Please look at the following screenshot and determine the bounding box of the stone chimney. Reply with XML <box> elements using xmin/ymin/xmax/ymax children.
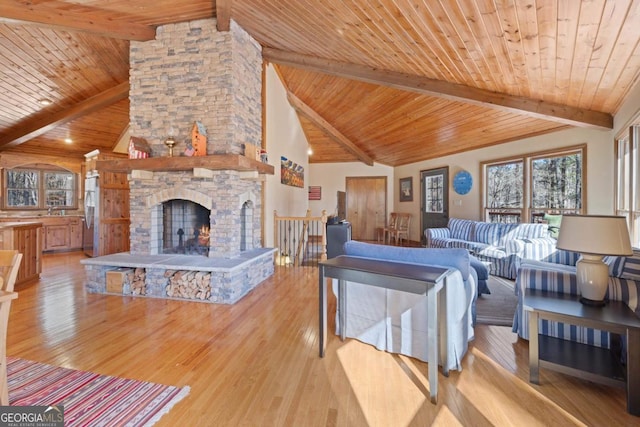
<box><xmin>127</xmin><ymin>19</ymin><xmax>263</xmax><ymax>258</ymax></box>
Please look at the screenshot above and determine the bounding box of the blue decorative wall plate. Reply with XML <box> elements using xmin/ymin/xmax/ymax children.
<box><xmin>453</xmin><ymin>170</ymin><xmax>473</xmax><ymax>195</ymax></box>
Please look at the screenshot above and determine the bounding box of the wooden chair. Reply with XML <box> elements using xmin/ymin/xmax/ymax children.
<box><xmin>389</xmin><ymin>213</ymin><xmax>411</xmax><ymax>246</ymax></box>
<box><xmin>0</xmin><ymin>250</ymin><xmax>22</xmax><ymax>405</ymax></box>
<box><xmin>382</xmin><ymin>213</ymin><xmax>398</xmax><ymax>244</ymax></box>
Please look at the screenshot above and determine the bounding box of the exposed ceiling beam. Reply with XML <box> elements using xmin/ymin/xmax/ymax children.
<box><xmin>287</xmin><ymin>92</ymin><xmax>374</xmax><ymax>166</ymax></box>
<box><xmin>0</xmin><ymin>0</ymin><xmax>156</xmax><ymax>41</ymax></box>
<box><xmin>0</xmin><ymin>82</ymin><xmax>130</xmax><ymax>149</ymax></box>
<box><xmin>264</xmin><ymin>48</ymin><xmax>613</xmax><ymax>131</ymax></box>
<box><xmin>216</xmin><ymin>0</ymin><xmax>232</xmax><ymax>32</ymax></box>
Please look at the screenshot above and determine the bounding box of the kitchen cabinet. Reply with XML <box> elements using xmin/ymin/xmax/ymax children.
<box><xmin>44</xmin><ymin>222</ymin><xmax>69</xmax><ymax>251</ymax></box>
<box><xmin>84</xmin><ymin>164</ymin><xmax>130</xmax><ymax>257</ymax></box>
<box><xmin>0</xmin><ymin>221</ymin><xmax>43</xmax><ymax>286</ymax></box>
<box><xmin>69</xmin><ymin>217</ymin><xmax>83</xmax><ymax>249</ymax></box>
<box><xmin>0</xmin><ymin>216</ymin><xmax>83</xmax><ymax>252</ymax></box>
<box><xmin>42</xmin><ymin>217</ymin><xmax>83</xmax><ymax>251</ymax></box>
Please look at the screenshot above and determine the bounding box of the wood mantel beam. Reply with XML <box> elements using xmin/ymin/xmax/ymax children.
<box><xmin>264</xmin><ymin>47</ymin><xmax>613</xmax><ymax>130</ymax></box>
<box><xmin>96</xmin><ymin>154</ymin><xmax>275</xmax><ymax>175</ymax></box>
<box><xmin>0</xmin><ymin>0</ymin><xmax>156</xmax><ymax>41</ymax></box>
<box><xmin>216</xmin><ymin>0</ymin><xmax>232</xmax><ymax>32</ymax></box>
<box><xmin>0</xmin><ymin>82</ymin><xmax>130</xmax><ymax>149</ymax></box>
<box><xmin>287</xmin><ymin>92</ymin><xmax>374</xmax><ymax>166</ymax></box>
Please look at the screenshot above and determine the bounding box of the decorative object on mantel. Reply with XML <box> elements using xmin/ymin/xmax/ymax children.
<box><xmin>164</xmin><ymin>136</ymin><xmax>177</xmax><ymax>157</ymax></box>
<box><xmin>190</xmin><ymin>121</ymin><xmax>207</xmax><ymax>156</ymax></box>
<box><xmin>556</xmin><ymin>214</ymin><xmax>633</xmax><ymax>306</ymax></box>
<box><xmin>243</xmin><ymin>143</ymin><xmax>260</xmax><ymax>161</ymax></box>
<box><xmin>128</xmin><ymin>136</ymin><xmax>151</xmax><ymax>159</ymax></box>
<box><xmin>281</xmin><ymin>156</ymin><xmax>304</xmax><ymax>188</ymax></box>
<box><xmin>183</xmin><ymin>140</ymin><xmax>194</xmax><ymax>156</ymax></box>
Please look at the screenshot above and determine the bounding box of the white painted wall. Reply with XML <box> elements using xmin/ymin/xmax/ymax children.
<box><xmin>394</xmin><ymin>127</ymin><xmax>613</xmax><ymax>242</ymax></box>
<box><xmin>264</xmin><ymin>64</ymin><xmax>394</xmax><ymax>244</ymax></box>
<box><xmin>264</xmin><ymin>64</ymin><xmax>310</xmax><ymax>247</ymax></box>
<box><xmin>264</xmin><ymin>58</ymin><xmax>640</xmax><ymax>246</ymax></box>
<box><xmin>390</xmin><ymin>82</ymin><xmax>640</xmax><ymax>242</ymax></box>
<box><xmin>308</xmin><ymin>162</ymin><xmax>394</xmax><ymax>219</ymax></box>
<box><xmin>614</xmin><ymin>77</ymin><xmax>640</xmax><ymax>134</ymax></box>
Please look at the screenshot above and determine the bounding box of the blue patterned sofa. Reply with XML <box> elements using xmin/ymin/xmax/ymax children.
<box><xmin>513</xmin><ymin>250</ymin><xmax>640</xmax><ymax>349</ymax></box>
<box><xmin>425</xmin><ymin>218</ymin><xmax>557</xmax><ymax>280</ymax></box>
<box><xmin>332</xmin><ymin>241</ymin><xmax>477</xmax><ymax>372</ymax></box>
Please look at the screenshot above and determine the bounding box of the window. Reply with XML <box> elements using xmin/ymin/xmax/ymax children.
<box><xmin>424</xmin><ymin>174</ymin><xmax>444</xmax><ymax>213</ymax></box>
<box><xmin>44</xmin><ymin>171</ymin><xmax>75</xmax><ymax>207</ymax></box>
<box><xmin>482</xmin><ymin>145</ymin><xmax>585</xmax><ymax>223</ymax></box>
<box><xmin>530</xmin><ymin>151</ymin><xmax>583</xmax><ymax>220</ymax></box>
<box><xmin>3</xmin><ymin>167</ymin><xmax>77</xmax><ymax>210</ymax></box>
<box><xmin>485</xmin><ymin>160</ymin><xmax>523</xmax><ymax>223</ymax></box>
<box><xmin>6</xmin><ymin>169</ymin><xmax>39</xmax><ymax>208</ymax></box>
<box><xmin>615</xmin><ymin>125</ymin><xmax>640</xmax><ymax>246</ymax></box>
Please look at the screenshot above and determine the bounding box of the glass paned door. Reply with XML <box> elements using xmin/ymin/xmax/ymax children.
<box><xmin>421</xmin><ymin>167</ymin><xmax>449</xmax><ymax>244</ymax></box>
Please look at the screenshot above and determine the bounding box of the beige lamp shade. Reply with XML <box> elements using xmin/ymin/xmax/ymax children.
<box><xmin>556</xmin><ymin>215</ymin><xmax>633</xmax><ymax>305</ymax></box>
<box><xmin>556</xmin><ymin>215</ymin><xmax>633</xmax><ymax>256</ymax></box>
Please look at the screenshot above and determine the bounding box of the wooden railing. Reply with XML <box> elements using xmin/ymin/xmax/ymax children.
<box><xmin>274</xmin><ymin>210</ymin><xmax>327</xmax><ymax>267</ymax></box>
<box><xmin>487</xmin><ymin>209</ymin><xmax>579</xmax><ymax>224</ymax></box>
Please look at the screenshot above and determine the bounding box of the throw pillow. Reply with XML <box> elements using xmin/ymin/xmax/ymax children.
<box><xmin>543</xmin><ymin>213</ymin><xmax>562</xmax><ymax>238</ymax></box>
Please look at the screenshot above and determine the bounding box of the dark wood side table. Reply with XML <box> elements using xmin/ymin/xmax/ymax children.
<box><xmin>318</xmin><ymin>255</ymin><xmax>451</xmax><ymax>404</ymax></box>
<box><xmin>524</xmin><ymin>289</ymin><xmax>640</xmax><ymax>416</ymax></box>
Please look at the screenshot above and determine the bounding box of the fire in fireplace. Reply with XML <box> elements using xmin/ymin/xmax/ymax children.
<box><xmin>162</xmin><ymin>199</ymin><xmax>210</xmax><ymax>256</ymax></box>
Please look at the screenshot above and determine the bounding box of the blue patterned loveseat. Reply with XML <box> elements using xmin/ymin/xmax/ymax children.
<box><xmin>425</xmin><ymin>218</ymin><xmax>557</xmax><ymax>280</ymax></box>
<box><xmin>332</xmin><ymin>241</ymin><xmax>478</xmax><ymax>372</ymax></box>
<box><xmin>513</xmin><ymin>250</ymin><xmax>640</xmax><ymax>349</ymax></box>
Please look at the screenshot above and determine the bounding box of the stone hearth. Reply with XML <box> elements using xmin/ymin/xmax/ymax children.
<box><xmin>82</xmin><ymin>249</ymin><xmax>275</xmax><ymax>304</ymax></box>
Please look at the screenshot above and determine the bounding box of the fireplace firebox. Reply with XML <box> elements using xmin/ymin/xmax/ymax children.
<box><xmin>162</xmin><ymin>199</ymin><xmax>210</xmax><ymax>256</ymax></box>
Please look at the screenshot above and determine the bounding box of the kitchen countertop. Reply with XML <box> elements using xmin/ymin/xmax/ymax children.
<box><xmin>0</xmin><ymin>214</ymin><xmax>83</xmax><ymax>220</ymax></box>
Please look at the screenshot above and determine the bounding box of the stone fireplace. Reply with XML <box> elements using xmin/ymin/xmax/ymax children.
<box><xmin>82</xmin><ymin>18</ymin><xmax>275</xmax><ymax>304</ymax></box>
<box><xmin>127</xmin><ymin>18</ymin><xmax>264</xmax><ymax>260</ymax></box>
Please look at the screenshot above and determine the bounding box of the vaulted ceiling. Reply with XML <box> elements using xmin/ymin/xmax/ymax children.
<box><xmin>1</xmin><ymin>1</ymin><xmax>639</xmax><ymax>166</ymax></box>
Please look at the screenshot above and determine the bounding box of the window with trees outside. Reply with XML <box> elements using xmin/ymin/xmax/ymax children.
<box><xmin>4</xmin><ymin>167</ymin><xmax>77</xmax><ymax>210</ymax></box>
<box><xmin>615</xmin><ymin>125</ymin><xmax>640</xmax><ymax>247</ymax></box>
<box><xmin>482</xmin><ymin>145</ymin><xmax>584</xmax><ymax>223</ymax></box>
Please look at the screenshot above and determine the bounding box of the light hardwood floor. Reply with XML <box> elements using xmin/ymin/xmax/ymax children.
<box><xmin>6</xmin><ymin>251</ymin><xmax>638</xmax><ymax>426</ymax></box>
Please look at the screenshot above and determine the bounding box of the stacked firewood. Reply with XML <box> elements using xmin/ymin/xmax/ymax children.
<box><xmin>165</xmin><ymin>270</ymin><xmax>212</xmax><ymax>300</ymax></box>
<box><xmin>128</xmin><ymin>268</ymin><xmax>147</xmax><ymax>295</ymax></box>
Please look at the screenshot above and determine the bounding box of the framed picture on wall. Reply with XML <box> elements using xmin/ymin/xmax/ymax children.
<box><xmin>399</xmin><ymin>177</ymin><xmax>413</xmax><ymax>202</ymax></box>
<box><xmin>308</xmin><ymin>186</ymin><xmax>321</xmax><ymax>200</ymax></box>
<box><xmin>280</xmin><ymin>156</ymin><xmax>304</xmax><ymax>188</ymax></box>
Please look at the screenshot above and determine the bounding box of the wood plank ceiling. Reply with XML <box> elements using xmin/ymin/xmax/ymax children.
<box><xmin>0</xmin><ymin>1</ymin><xmax>639</xmax><ymax>166</ymax></box>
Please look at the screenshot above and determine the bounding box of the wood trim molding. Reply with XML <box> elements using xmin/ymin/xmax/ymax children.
<box><xmin>0</xmin><ymin>82</ymin><xmax>130</xmax><ymax>149</ymax></box>
<box><xmin>0</xmin><ymin>0</ymin><xmax>156</xmax><ymax>41</ymax></box>
<box><xmin>264</xmin><ymin>47</ymin><xmax>613</xmax><ymax>131</ymax></box>
<box><xmin>286</xmin><ymin>92</ymin><xmax>374</xmax><ymax>166</ymax></box>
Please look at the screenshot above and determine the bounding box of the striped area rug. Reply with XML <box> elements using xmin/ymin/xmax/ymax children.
<box><xmin>7</xmin><ymin>357</ymin><xmax>190</xmax><ymax>427</ymax></box>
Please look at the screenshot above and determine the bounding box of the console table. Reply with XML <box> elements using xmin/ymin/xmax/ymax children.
<box><xmin>524</xmin><ymin>289</ymin><xmax>640</xmax><ymax>415</ymax></box>
<box><xmin>318</xmin><ymin>255</ymin><xmax>451</xmax><ymax>404</ymax></box>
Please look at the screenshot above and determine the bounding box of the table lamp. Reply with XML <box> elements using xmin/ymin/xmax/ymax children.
<box><xmin>556</xmin><ymin>215</ymin><xmax>633</xmax><ymax>306</ymax></box>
